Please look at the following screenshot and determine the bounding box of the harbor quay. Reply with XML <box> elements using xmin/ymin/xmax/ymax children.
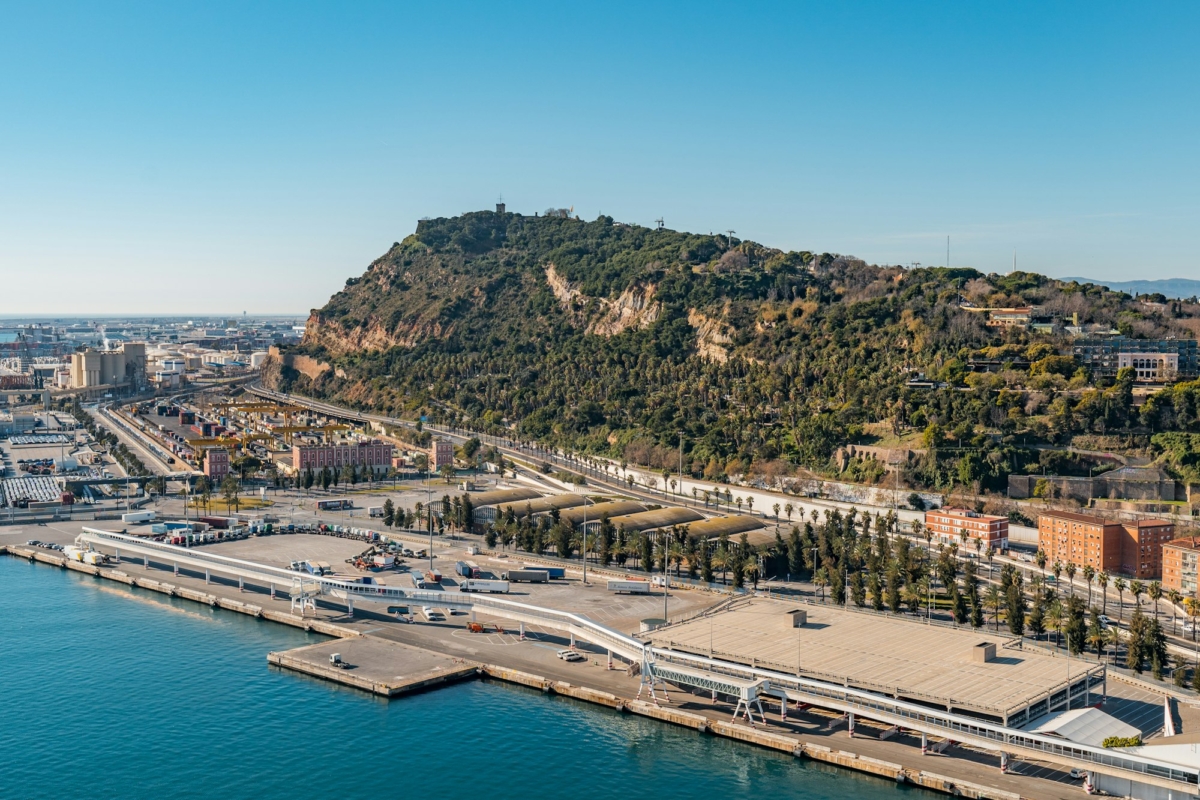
<box><xmin>2</xmin><ymin>523</ymin><xmax>1196</xmax><ymax>800</ymax></box>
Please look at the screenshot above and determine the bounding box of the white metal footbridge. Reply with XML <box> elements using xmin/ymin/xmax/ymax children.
<box><xmin>75</xmin><ymin>528</ymin><xmax>1200</xmax><ymax>795</ymax></box>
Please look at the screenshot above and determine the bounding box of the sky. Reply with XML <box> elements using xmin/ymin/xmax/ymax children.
<box><xmin>1</xmin><ymin>1</ymin><xmax>1198</xmax><ymax>315</ymax></box>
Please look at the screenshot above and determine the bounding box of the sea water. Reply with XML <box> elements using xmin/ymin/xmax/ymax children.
<box><xmin>0</xmin><ymin>557</ymin><xmax>935</xmax><ymax>800</ymax></box>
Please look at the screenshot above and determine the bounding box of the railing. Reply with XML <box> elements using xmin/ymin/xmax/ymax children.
<box><xmin>649</xmin><ymin>647</ymin><xmax>1197</xmax><ymax>787</ymax></box>
<box><xmin>78</xmin><ymin>527</ymin><xmax>645</xmax><ymax>661</ymax></box>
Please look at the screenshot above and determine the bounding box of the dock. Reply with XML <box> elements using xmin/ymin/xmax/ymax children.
<box><xmin>268</xmin><ymin>636</ymin><xmax>479</xmax><ymax>697</ymax></box>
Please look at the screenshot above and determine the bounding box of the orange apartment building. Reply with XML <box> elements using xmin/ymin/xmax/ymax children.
<box><xmin>1162</xmin><ymin>538</ymin><xmax>1200</xmax><ymax>598</ymax></box>
<box><xmin>924</xmin><ymin>508</ymin><xmax>1009</xmax><ymax>550</ymax></box>
<box><xmin>1037</xmin><ymin>510</ymin><xmax>1175</xmax><ymax>579</ymax></box>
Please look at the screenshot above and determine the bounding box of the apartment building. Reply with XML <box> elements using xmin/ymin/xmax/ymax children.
<box><xmin>924</xmin><ymin>508</ymin><xmax>1009</xmax><ymax>550</ymax></box>
<box><xmin>1162</xmin><ymin>539</ymin><xmax>1200</xmax><ymax>598</ymax></box>
<box><xmin>1037</xmin><ymin>510</ymin><xmax>1175</xmax><ymax>579</ymax></box>
<box><xmin>202</xmin><ymin>447</ymin><xmax>230</xmax><ymax>482</ymax></box>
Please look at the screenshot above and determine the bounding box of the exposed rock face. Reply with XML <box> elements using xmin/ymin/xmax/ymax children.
<box><xmin>688</xmin><ymin>307</ymin><xmax>733</xmax><ymax>362</ymax></box>
<box><xmin>305</xmin><ymin>313</ymin><xmax>447</xmax><ymax>356</ymax></box>
<box><xmin>544</xmin><ymin>263</ymin><xmax>659</xmax><ymax>336</ymax></box>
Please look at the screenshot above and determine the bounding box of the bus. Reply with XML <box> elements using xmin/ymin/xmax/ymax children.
<box><xmin>315</xmin><ymin>499</ymin><xmax>353</xmax><ymax>511</ymax></box>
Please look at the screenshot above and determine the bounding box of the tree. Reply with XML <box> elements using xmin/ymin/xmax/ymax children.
<box><xmin>1097</xmin><ymin>571</ymin><xmax>1109</xmax><ymax>616</ymax></box>
<box><xmin>984</xmin><ymin>584</ymin><xmax>1002</xmax><ymax>631</ymax></box>
<box><xmin>1148</xmin><ymin>580</ymin><xmax>1162</xmax><ymax>622</ymax></box>
<box><xmin>1082</xmin><ymin>564</ymin><xmax>1095</xmax><ymax>607</ymax></box>
<box><xmin>440</xmin><ymin>463</ymin><xmax>455</xmax><ymax>484</ymax></box>
<box><xmin>1064</xmin><ymin>562</ymin><xmax>1077</xmax><ymax>596</ymax></box>
<box><xmin>1006</xmin><ymin>573</ymin><xmax>1026</xmax><ymax>636</ymax></box>
<box><xmin>382</xmin><ymin>499</ymin><xmax>395</xmax><ymax>527</ymax></box>
<box><xmin>1130</xmin><ymin>580</ymin><xmax>1145</xmax><ymax>614</ymax></box>
<box><xmin>1114</xmin><ymin>577</ymin><xmax>1127</xmax><ymax>622</ymax></box>
<box><xmin>220</xmin><ymin>474</ymin><xmax>241</xmax><ymax>513</ymax></box>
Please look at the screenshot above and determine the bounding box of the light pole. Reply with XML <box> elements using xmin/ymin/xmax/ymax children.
<box><xmin>426</xmin><ymin>486</ymin><xmax>433</xmax><ymax>571</ymax></box>
<box><xmin>581</xmin><ymin>506</ymin><xmax>588</xmax><ymax>585</ymax></box>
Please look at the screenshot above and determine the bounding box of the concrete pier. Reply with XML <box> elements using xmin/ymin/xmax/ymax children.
<box><xmin>268</xmin><ymin>637</ymin><xmax>479</xmax><ymax>698</ymax></box>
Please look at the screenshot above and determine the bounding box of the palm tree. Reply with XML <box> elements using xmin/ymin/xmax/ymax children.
<box><xmin>1130</xmin><ymin>580</ymin><xmax>1145</xmax><ymax>614</ymax></box>
<box><xmin>668</xmin><ymin>541</ymin><xmax>685</xmax><ymax>577</ymax></box>
<box><xmin>1102</xmin><ymin>625</ymin><xmax>1119</xmax><ymax>664</ymax></box>
<box><xmin>1087</xmin><ymin>617</ymin><xmax>1107</xmax><ymax>657</ymax></box>
<box><xmin>1045</xmin><ymin>599</ymin><xmax>1065</xmax><ymax>651</ymax></box>
<box><xmin>746</xmin><ymin>497</ymin><xmax>754</xmax><ymax>514</ymax></box>
<box><xmin>785</xmin><ymin>503</ymin><xmax>794</xmax><ymax>523</ymax></box>
<box><xmin>1167</xmin><ymin>589</ymin><xmax>1183</xmax><ymax>636</ymax></box>
<box><xmin>814</xmin><ymin>567</ymin><xmax>829</xmax><ymax>603</ymax></box>
<box><xmin>1113</xmin><ymin>577</ymin><xmax>1127</xmax><ymax>622</ymax></box>
<box><xmin>1097</xmin><ymin>571</ymin><xmax>1110</xmax><ymax>616</ymax></box>
<box><xmin>1035</xmin><ymin>549</ymin><xmax>1047</xmax><ymax>577</ymax></box>
<box><xmin>984</xmin><ymin>585</ymin><xmax>1002</xmax><ymax>631</ymax></box>
<box><xmin>735</xmin><ymin>497</ymin><xmax>744</xmax><ymax>513</ymax></box>
<box><xmin>1052</xmin><ymin>561</ymin><xmax>1063</xmax><ymax>587</ymax></box>
<box><xmin>1064</xmin><ymin>562</ymin><xmax>1077</xmax><ymax>596</ymax></box>
<box><xmin>1148</xmin><ymin>580</ymin><xmax>1162</xmax><ymax>622</ymax></box>
<box><xmin>1082</xmin><ymin>565</ymin><xmax>1095</xmax><ymax>607</ymax></box>
<box><xmin>1186</xmin><ymin>598</ymin><xmax>1200</xmax><ymax>642</ymax></box>
<box><xmin>711</xmin><ymin>550</ymin><xmax>729</xmax><ymax>585</ymax></box>
<box><xmin>773</xmin><ymin>502</ymin><xmax>781</xmax><ymax>519</ymax></box>
<box><xmin>902</xmin><ymin>581</ymin><xmax>923</xmax><ymax>617</ymax></box>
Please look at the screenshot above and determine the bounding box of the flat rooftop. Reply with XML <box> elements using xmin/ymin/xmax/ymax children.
<box><xmin>648</xmin><ymin>599</ymin><xmax>1103</xmax><ymax>723</ymax></box>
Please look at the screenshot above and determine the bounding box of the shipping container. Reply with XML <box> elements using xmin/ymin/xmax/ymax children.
<box><xmin>607</xmin><ymin>579</ymin><xmax>651</xmax><ymax>594</ymax></box>
<box><xmin>503</xmin><ymin>569</ymin><xmax>549</xmax><ymax>583</ymax></box>
<box><xmin>524</xmin><ymin>564</ymin><xmax>564</xmax><ymax>579</ymax></box>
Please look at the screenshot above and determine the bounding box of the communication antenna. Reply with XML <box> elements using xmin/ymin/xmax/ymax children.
<box><xmin>655</xmin><ymin>218</ymin><xmax>664</xmax><ymax>230</ymax></box>
<box><xmin>726</xmin><ymin>229</ymin><xmax>736</xmax><ymax>243</ymax></box>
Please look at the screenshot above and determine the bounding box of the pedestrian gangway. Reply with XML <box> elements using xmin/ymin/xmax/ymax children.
<box><xmin>76</xmin><ymin>528</ymin><xmax>645</xmax><ymax>664</ymax></box>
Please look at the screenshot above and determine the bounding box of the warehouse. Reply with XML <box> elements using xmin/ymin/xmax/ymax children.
<box><xmin>493</xmin><ymin>493</ymin><xmax>589</xmax><ymax>520</ymax></box>
<box><xmin>594</xmin><ymin>506</ymin><xmax>704</xmax><ymax>535</ymax></box>
<box><xmin>557</xmin><ymin>500</ymin><xmax>646</xmax><ymax>528</ymax></box>
<box><xmin>684</xmin><ymin>514</ymin><xmax>765</xmax><ymax>543</ymax></box>
<box><xmin>470</xmin><ymin>487</ymin><xmax>545</xmax><ymax>524</ymax></box>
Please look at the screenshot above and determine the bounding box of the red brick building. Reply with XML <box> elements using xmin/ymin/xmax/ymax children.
<box><xmin>924</xmin><ymin>508</ymin><xmax>1009</xmax><ymax>550</ymax></box>
<box><xmin>202</xmin><ymin>447</ymin><xmax>229</xmax><ymax>482</ymax></box>
<box><xmin>292</xmin><ymin>440</ymin><xmax>394</xmax><ymax>475</ymax></box>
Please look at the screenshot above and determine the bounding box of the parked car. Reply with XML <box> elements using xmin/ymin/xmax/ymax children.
<box><xmin>556</xmin><ymin>649</ymin><xmax>585</xmax><ymax>662</ymax></box>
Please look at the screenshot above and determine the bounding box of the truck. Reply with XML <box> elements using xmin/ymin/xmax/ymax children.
<box><xmin>121</xmin><ymin>511</ymin><xmax>156</xmax><ymax>524</ymax></box>
<box><xmin>524</xmin><ymin>564</ymin><xmax>565</xmax><ymax>579</ymax></box>
<box><xmin>424</xmin><ymin>569</ymin><xmax>443</xmax><ymax>585</ymax></box>
<box><xmin>503</xmin><ymin>569</ymin><xmax>549</xmax><ymax>583</ymax></box>
<box><xmin>368</xmin><ymin>506</ymin><xmax>384</xmax><ymax>518</ymax></box>
<box><xmin>455</xmin><ymin>560</ymin><xmax>480</xmax><ymax>578</ymax></box>
<box><xmin>607</xmin><ymin>579</ymin><xmax>651</xmax><ymax>594</ymax></box>
<box><xmin>316</xmin><ymin>499</ymin><xmax>352</xmax><ymax>511</ymax></box>
<box><xmin>290</xmin><ymin>560</ymin><xmax>333</xmax><ymax>576</ymax></box>
<box><xmin>372</xmin><ymin>554</ymin><xmax>395</xmax><ymax>568</ymax></box>
<box><xmin>461</xmin><ymin>579</ymin><xmax>509</xmax><ymax>594</ymax></box>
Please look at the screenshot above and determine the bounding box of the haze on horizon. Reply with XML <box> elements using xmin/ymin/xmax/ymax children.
<box><xmin>2</xmin><ymin>1</ymin><xmax>1197</xmax><ymax>316</ymax></box>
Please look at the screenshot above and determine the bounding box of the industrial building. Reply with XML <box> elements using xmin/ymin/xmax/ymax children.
<box><xmin>648</xmin><ymin>599</ymin><xmax>1105</xmax><ymax>727</ymax></box>
<box><xmin>1038</xmin><ymin>510</ymin><xmax>1175</xmax><ymax>579</ymax></box>
<box><xmin>924</xmin><ymin>508</ymin><xmax>1009</xmax><ymax>550</ymax></box>
<box><xmin>491</xmin><ymin>493</ymin><xmax>590</xmax><ymax>520</ymax></box>
<box><xmin>291</xmin><ymin>440</ymin><xmax>394</xmax><ymax>475</ymax></box>
<box><xmin>469</xmin><ymin>487</ymin><xmax>545</xmax><ymax>524</ymax></box>
<box><xmin>556</xmin><ymin>500</ymin><xmax>646</xmax><ymax>528</ymax></box>
<box><xmin>68</xmin><ymin>343</ymin><xmax>147</xmax><ymax>390</ymax></box>
<box><xmin>594</xmin><ymin>506</ymin><xmax>704</xmax><ymax>535</ymax></box>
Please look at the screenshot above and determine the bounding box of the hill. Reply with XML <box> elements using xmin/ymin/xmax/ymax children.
<box><xmin>1060</xmin><ymin>277</ymin><xmax>1200</xmax><ymax>301</ymax></box>
<box><xmin>269</xmin><ymin>209</ymin><xmax>1200</xmax><ymax>494</ymax></box>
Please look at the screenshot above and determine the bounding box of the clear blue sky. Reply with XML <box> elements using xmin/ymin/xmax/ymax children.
<box><xmin>2</xmin><ymin>1</ymin><xmax>1197</xmax><ymax>315</ymax></box>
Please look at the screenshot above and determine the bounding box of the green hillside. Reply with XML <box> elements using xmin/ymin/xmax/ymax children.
<box><xmin>271</xmin><ymin>209</ymin><xmax>1200</xmax><ymax>493</ymax></box>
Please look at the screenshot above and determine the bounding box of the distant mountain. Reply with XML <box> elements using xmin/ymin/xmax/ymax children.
<box><xmin>1061</xmin><ymin>277</ymin><xmax>1200</xmax><ymax>299</ymax></box>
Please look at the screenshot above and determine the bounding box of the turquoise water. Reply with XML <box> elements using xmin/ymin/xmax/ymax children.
<box><xmin>1</xmin><ymin>558</ymin><xmax>935</xmax><ymax>800</ymax></box>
